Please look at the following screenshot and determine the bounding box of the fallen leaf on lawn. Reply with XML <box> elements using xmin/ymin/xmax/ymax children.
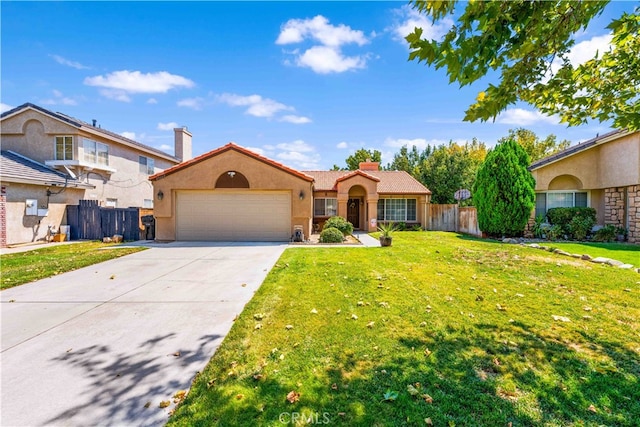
<box><xmin>207</xmin><ymin>378</ymin><xmax>216</xmax><ymax>387</ymax></box>
<box><xmin>279</xmin><ymin>354</ymin><xmax>285</xmax><ymax>360</ymax></box>
<box><xmin>143</xmin><ymin>401</ymin><xmax>151</xmax><ymax>408</ymax></box>
<box><xmin>336</xmin><ymin>309</ymin><xmax>341</xmax><ymax>314</ymax></box>
<box><xmin>426</xmin><ymin>305</ymin><xmax>432</xmax><ymax>311</ymax></box>
<box><xmin>357</xmin><ymin>301</ymin><xmax>365</xmax><ymax>306</ymax></box>
<box><xmin>311</xmin><ymin>308</ymin><xmax>318</xmax><ymax>314</ymax></box>
<box><xmin>286</xmin><ymin>391</ymin><xmax>300</xmax><ymax>403</ymax></box>
<box><xmin>159</xmin><ymin>400</ymin><xmax>171</xmax><ymax>408</ymax></box>
<box><xmin>233</xmin><ymin>314</ymin><xmax>239</xmax><ymax>321</ymax></box>
<box><xmin>351</xmin><ymin>314</ymin><xmax>358</xmax><ymax>320</ymax></box>
<box><xmin>254</xmin><ymin>313</ymin><xmax>265</xmax><ymax>320</ymax></box>
<box><xmin>66</xmin><ymin>348</ymin><xmax>72</xmax><ymax>353</ymax></box>
<box><xmin>407</xmin><ymin>384</ymin><xmax>419</xmax><ymax>396</ymax></box>
<box><xmin>109</xmin><ymin>275</ymin><xmax>116</xmax><ymax>280</ymax></box>
<box><xmin>253</xmin><ymin>374</ymin><xmax>264</xmax><ymax>381</ymax></box>
<box><xmin>236</xmin><ymin>394</ymin><xmax>244</xmax><ymax>400</ymax></box>
<box><xmin>552</xmin><ymin>315</ymin><xmax>571</xmax><ymax>322</ymax></box>
<box><xmin>367</xmin><ymin>321</ymin><xmax>375</xmax><ymax>328</ymax></box>
<box><xmin>425</xmin><ymin>418</ymin><xmax>433</xmax><ymax>425</ymax></box>
<box><xmin>422</xmin><ymin>394</ymin><xmax>433</xmax><ymax>404</ymax></box>
<box><xmin>419</xmin><ymin>321</ymin><xmax>427</xmax><ymax>327</ymax></box>
<box><xmin>424</xmin><ymin>348</ymin><xmax>432</xmax><ymax>357</ymax></box>
<box><xmin>379</xmin><ymin>301</ymin><xmax>390</xmax><ymax>308</ymax></box>
<box><xmin>493</xmin><ymin>358</ymin><xmax>501</xmax><ymax>366</ymax></box>
<box><xmin>338</xmin><ymin>412</ymin><xmax>346</xmax><ymax>417</ymax></box>
<box><xmin>496</xmin><ymin>304</ymin><xmax>507</xmax><ymax>311</ymax></box>
<box><xmin>515</xmin><ymin>293</ymin><xmax>524</xmax><ymax>297</ymax></box>
<box><xmin>588</xmin><ymin>404</ymin><xmax>597</xmax><ymax>413</ymax></box>
<box><xmin>285</xmin><ymin>324</ymin><xmax>294</xmax><ymax>330</ymax></box>
<box><xmin>173</xmin><ymin>390</ymin><xmax>187</xmax><ymax>403</ymax></box>
<box><xmin>241</xmin><ymin>283</ymin><xmax>247</xmax><ymax>287</ymax></box>
<box><xmin>331</xmin><ymin>383</ymin><xmax>338</xmax><ymax>390</ymax></box>
<box><xmin>255</xmin><ymin>323</ymin><xmax>263</xmax><ymax>330</ymax></box>
<box><xmin>583</xmin><ymin>306</ymin><xmax>592</xmax><ymax>311</ymax></box>
<box><xmin>475</xmin><ymin>295</ymin><xmax>484</xmax><ymax>301</ymax></box>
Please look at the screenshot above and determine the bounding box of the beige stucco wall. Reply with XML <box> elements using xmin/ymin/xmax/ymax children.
<box><xmin>1</xmin><ymin>110</ymin><xmax>178</xmax><ymax>209</ymax></box>
<box><xmin>531</xmin><ymin>132</ymin><xmax>640</xmax><ymax>191</ymax></box>
<box><xmin>1</xmin><ymin>181</ymin><xmax>85</xmax><ymax>245</ymax></box>
<box><xmin>152</xmin><ymin>149</ymin><xmax>313</xmax><ymax>240</ymax></box>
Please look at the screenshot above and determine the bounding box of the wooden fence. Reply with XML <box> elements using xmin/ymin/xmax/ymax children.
<box><xmin>66</xmin><ymin>200</ymin><xmax>140</xmax><ymax>241</ymax></box>
<box><xmin>428</xmin><ymin>204</ymin><xmax>481</xmax><ymax>237</ymax></box>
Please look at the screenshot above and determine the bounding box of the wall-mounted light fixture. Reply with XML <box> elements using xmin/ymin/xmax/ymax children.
<box><xmin>228</xmin><ymin>171</ymin><xmax>236</xmax><ymax>178</ymax></box>
<box><xmin>299</xmin><ymin>190</ymin><xmax>305</xmax><ymax>200</ymax></box>
<box><xmin>157</xmin><ymin>190</ymin><xmax>164</xmax><ymax>200</ymax></box>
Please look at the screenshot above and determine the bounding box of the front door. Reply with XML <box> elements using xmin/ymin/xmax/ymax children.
<box><xmin>347</xmin><ymin>198</ymin><xmax>360</xmax><ymax>229</ymax></box>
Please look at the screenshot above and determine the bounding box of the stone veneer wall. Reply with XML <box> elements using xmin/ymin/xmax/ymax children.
<box><xmin>604</xmin><ymin>186</ymin><xmax>640</xmax><ymax>244</ymax></box>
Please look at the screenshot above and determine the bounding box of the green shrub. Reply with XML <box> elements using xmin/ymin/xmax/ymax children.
<box><xmin>568</xmin><ymin>215</ymin><xmax>595</xmax><ymax>240</ymax></box>
<box><xmin>546</xmin><ymin>224</ymin><xmax>564</xmax><ymax>241</ymax></box>
<box><xmin>323</xmin><ymin>216</ymin><xmax>354</xmax><ymax>236</ymax></box>
<box><xmin>547</xmin><ymin>207</ymin><xmax>596</xmax><ymax>240</ymax></box>
<box><xmin>410</xmin><ymin>224</ymin><xmax>423</xmax><ymax>231</ymax></box>
<box><xmin>319</xmin><ymin>227</ymin><xmax>345</xmax><ymax>243</ymax></box>
<box><xmin>531</xmin><ymin>215</ymin><xmax>546</xmax><ymax>238</ymax></box>
<box><xmin>396</xmin><ymin>222</ymin><xmax>407</xmax><ymax>231</ymax></box>
<box><xmin>472</xmin><ymin>139</ymin><xmax>535</xmax><ymax>237</ymax></box>
<box><xmin>593</xmin><ymin>224</ymin><xmax>617</xmax><ymax>242</ymax></box>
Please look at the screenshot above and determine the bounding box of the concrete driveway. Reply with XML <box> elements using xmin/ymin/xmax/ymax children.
<box><xmin>1</xmin><ymin>241</ymin><xmax>287</xmax><ymax>427</ymax></box>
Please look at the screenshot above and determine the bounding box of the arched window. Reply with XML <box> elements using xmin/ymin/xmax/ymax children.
<box><xmin>215</xmin><ymin>171</ymin><xmax>249</xmax><ymax>188</ymax></box>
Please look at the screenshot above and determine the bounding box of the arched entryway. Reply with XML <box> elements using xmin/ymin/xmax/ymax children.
<box><xmin>347</xmin><ymin>185</ymin><xmax>366</xmax><ymax>229</ymax></box>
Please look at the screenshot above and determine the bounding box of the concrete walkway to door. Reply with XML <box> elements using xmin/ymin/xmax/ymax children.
<box><xmin>1</xmin><ymin>241</ymin><xmax>286</xmax><ymax>427</ymax></box>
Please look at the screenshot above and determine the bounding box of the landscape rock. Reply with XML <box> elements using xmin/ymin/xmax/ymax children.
<box><xmin>581</xmin><ymin>254</ymin><xmax>592</xmax><ymax>261</ymax></box>
<box><xmin>570</xmin><ymin>254</ymin><xmax>581</xmax><ymax>258</ymax></box>
<box><xmin>605</xmin><ymin>259</ymin><xmax>624</xmax><ymax>267</ymax></box>
<box><xmin>618</xmin><ymin>264</ymin><xmax>634</xmax><ymax>269</ymax></box>
<box><xmin>502</xmin><ymin>238</ymin><xmax>518</xmax><ymax>244</ymax></box>
<box><xmin>529</xmin><ymin>243</ymin><xmax>541</xmax><ymax>249</ymax></box>
<box><xmin>591</xmin><ymin>257</ymin><xmax>610</xmax><ymax>264</ymax></box>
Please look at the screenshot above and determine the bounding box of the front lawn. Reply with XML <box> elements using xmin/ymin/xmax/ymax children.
<box><xmin>0</xmin><ymin>242</ymin><xmax>146</xmax><ymax>290</ymax></box>
<box><xmin>168</xmin><ymin>232</ymin><xmax>639</xmax><ymax>426</ymax></box>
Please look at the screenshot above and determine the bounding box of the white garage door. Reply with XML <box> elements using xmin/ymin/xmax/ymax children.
<box><xmin>176</xmin><ymin>191</ymin><xmax>291</xmax><ymax>241</ymax></box>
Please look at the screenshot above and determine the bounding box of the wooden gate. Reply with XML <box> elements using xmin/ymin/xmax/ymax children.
<box><xmin>428</xmin><ymin>204</ymin><xmax>481</xmax><ymax>236</ymax></box>
<box><xmin>66</xmin><ymin>200</ymin><xmax>140</xmax><ymax>241</ymax></box>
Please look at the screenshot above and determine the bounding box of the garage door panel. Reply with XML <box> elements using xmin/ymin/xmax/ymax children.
<box><xmin>176</xmin><ymin>191</ymin><xmax>291</xmax><ymax>241</ymax></box>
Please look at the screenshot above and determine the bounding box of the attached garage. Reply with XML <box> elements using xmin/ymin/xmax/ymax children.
<box><xmin>176</xmin><ymin>191</ymin><xmax>291</xmax><ymax>241</ymax></box>
<box><xmin>150</xmin><ymin>143</ymin><xmax>314</xmax><ymax>242</ymax></box>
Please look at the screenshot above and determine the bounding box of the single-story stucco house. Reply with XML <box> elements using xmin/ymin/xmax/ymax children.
<box><xmin>149</xmin><ymin>143</ymin><xmax>431</xmax><ymax>241</ymax></box>
<box><xmin>528</xmin><ymin>129</ymin><xmax>640</xmax><ymax>243</ymax></box>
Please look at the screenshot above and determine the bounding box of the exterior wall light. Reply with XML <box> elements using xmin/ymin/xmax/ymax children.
<box><xmin>157</xmin><ymin>190</ymin><xmax>164</xmax><ymax>200</ymax></box>
<box><xmin>299</xmin><ymin>190</ymin><xmax>305</xmax><ymax>200</ymax></box>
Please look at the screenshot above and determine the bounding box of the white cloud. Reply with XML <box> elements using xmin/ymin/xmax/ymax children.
<box><xmin>390</xmin><ymin>5</ymin><xmax>453</xmax><ymax>44</ymax></box>
<box><xmin>296</xmin><ymin>46</ymin><xmax>368</xmax><ymax>74</ymax></box>
<box><xmin>84</xmin><ymin>70</ymin><xmax>195</xmax><ymax>94</ymax></box>
<box><xmin>496</xmin><ymin>108</ymin><xmax>560</xmax><ymax>126</ymax></box>
<box><xmin>277</xmin><ymin>140</ymin><xmax>315</xmax><ymax>153</ymax></box>
<box><xmin>177</xmin><ymin>97</ymin><xmax>204</xmax><ymax>110</ymax></box>
<box><xmin>40</xmin><ymin>90</ymin><xmax>78</xmax><ymax>106</ymax></box>
<box><xmin>276</xmin><ymin>15</ymin><xmax>370</xmax><ymax>74</ymax></box>
<box><xmin>156</xmin><ymin>144</ymin><xmax>173</xmax><ymax>152</ymax></box>
<box><xmin>568</xmin><ymin>34</ymin><xmax>613</xmax><ymax>67</ymax></box>
<box><xmin>280</xmin><ymin>115</ymin><xmax>312</xmax><ymax>124</ymax></box>
<box><xmin>157</xmin><ymin>122</ymin><xmax>179</xmax><ymax>131</ymax></box>
<box><xmin>120</xmin><ymin>131</ymin><xmax>136</xmax><ymax>140</ymax></box>
<box><xmin>99</xmin><ymin>89</ymin><xmax>131</xmax><ymax>103</ymax></box>
<box><xmin>49</xmin><ymin>54</ymin><xmax>90</xmax><ymax>70</ymax></box>
<box><xmin>147</xmin><ymin>98</ymin><xmax>158</xmax><ymax>104</ymax></box>
<box><xmin>216</xmin><ymin>93</ymin><xmax>292</xmax><ymax>118</ymax></box>
<box><xmin>336</xmin><ymin>141</ymin><xmax>348</xmax><ymax>149</ymax></box>
<box><xmin>276</xmin><ymin>15</ymin><xmax>368</xmax><ymax>47</ymax></box>
<box><xmin>1</xmin><ymin>103</ymin><xmax>14</xmax><ymax>113</ymax></box>
<box><xmin>277</xmin><ymin>150</ymin><xmax>321</xmax><ymax>170</ymax></box>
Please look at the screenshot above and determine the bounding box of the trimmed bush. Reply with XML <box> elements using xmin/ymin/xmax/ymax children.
<box><xmin>319</xmin><ymin>227</ymin><xmax>344</xmax><ymax>243</ymax></box>
<box><xmin>593</xmin><ymin>224</ymin><xmax>617</xmax><ymax>242</ymax></box>
<box><xmin>323</xmin><ymin>216</ymin><xmax>354</xmax><ymax>236</ymax></box>
<box><xmin>472</xmin><ymin>139</ymin><xmax>535</xmax><ymax>237</ymax></box>
<box><xmin>547</xmin><ymin>207</ymin><xmax>596</xmax><ymax>240</ymax></box>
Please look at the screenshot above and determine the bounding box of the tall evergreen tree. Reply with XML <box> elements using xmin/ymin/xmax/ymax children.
<box><xmin>472</xmin><ymin>139</ymin><xmax>535</xmax><ymax>237</ymax></box>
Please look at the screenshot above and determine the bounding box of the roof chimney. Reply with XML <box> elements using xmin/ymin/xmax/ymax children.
<box><xmin>174</xmin><ymin>127</ymin><xmax>192</xmax><ymax>162</ymax></box>
<box><xmin>92</xmin><ymin>119</ymin><xmax>97</xmax><ymax>127</ymax></box>
<box><xmin>358</xmin><ymin>159</ymin><xmax>380</xmax><ymax>171</ymax></box>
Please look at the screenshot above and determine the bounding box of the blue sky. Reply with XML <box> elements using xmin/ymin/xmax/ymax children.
<box><xmin>2</xmin><ymin>1</ymin><xmax>635</xmax><ymax>170</ymax></box>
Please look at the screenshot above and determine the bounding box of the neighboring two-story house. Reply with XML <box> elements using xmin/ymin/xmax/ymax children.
<box><xmin>0</xmin><ymin>103</ymin><xmax>190</xmax><ymax>246</ymax></box>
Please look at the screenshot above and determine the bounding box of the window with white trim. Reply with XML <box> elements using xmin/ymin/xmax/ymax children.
<box><xmin>143</xmin><ymin>199</ymin><xmax>154</xmax><ymax>209</ymax></box>
<box><xmin>55</xmin><ymin>136</ymin><xmax>73</xmax><ymax>160</ymax></box>
<box><xmin>314</xmin><ymin>198</ymin><xmax>337</xmax><ymax>217</ymax></box>
<box><xmin>139</xmin><ymin>156</ymin><xmax>155</xmax><ymax>175</ymax></box>
<box><xmin>83</xmin><ymin>138</ymin><xmax>109</xmax><ymax>166</ymax></box>
<box><xmin>105</xmin><ymin>198</ymin><xmax>117</xmax><ymax>208</ymax></box>
<box><xmin>377</xmin><ymin>198</ymin><xmax>417</xmax><ymax>222</ymax></box>
<box><xmin>535</xmin><ymin>191</ymin><xmax>588</xmax><ymax>218</ymax></box>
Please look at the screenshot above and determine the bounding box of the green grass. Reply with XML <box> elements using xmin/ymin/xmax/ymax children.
<box><xmin>168</xmin><ymin>232</ymin><xmax>640</xmax><ymax>426</ymax></box>
<box><xmin>0</xmin><ymin>242</ymin><xmax>146</xmax><ymax>290</ymax></box>
<box><xmin>542</xmin><ymin>241</ymin><xmax>640</xmax><ymax>266</ymax></box>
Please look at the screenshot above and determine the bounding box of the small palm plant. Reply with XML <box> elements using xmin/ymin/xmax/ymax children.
<box><xmin>378</xmin><ymin>222</ymin><xmax>396</xmax><ymax>247</ymax></box>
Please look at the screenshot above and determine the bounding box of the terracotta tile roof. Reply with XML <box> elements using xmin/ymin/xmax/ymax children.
<box><xmin>529</xmin><ymin>129</ymin><xmax>629</xmax><ymax>171</ymax></box>
<box><xmin>0</xmin><ymin>150</ymin><xmax>94</xmax><ymax>188</ymax></box>
<box><xmin>304</xmin><ymin>170</ymin><xmax>431</xmax><ymax>194</ymax></box>
<box><xmin>1</xmin><ymin>103</ymin><xmax>180</xmax><ymax>163</ymax></box>
<box><xmin>149</xmin><ymin>143</ymin><xmax>315</xmax><ymax>182</ymax></box>
<box><xmin>336</xmin><ymin>170</ymin><xmax>380</xmax><ymax>183</ymax></box>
